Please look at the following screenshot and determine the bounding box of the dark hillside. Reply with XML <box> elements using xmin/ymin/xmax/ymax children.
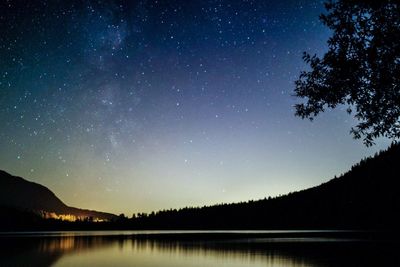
<box><xmin>0</xmin><ymin>171</ymin><xmax>116</xmax><ymax>222</ymax></box>
<box><xmin>128</xmin><ymin>143</ymin><xmax>400</xmax><ymax>229</ymax></box>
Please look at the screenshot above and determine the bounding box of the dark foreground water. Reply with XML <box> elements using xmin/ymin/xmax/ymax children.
<box><xmin>0</xmin><ymin>231</ymin><xmax>398</xmax><ymax>267</ymax></box>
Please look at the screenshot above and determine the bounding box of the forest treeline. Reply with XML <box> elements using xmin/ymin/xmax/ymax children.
<box><xmin>124</xmin><ymin>143</ymin><xmax>400</xmax><ymax>230</ymax></box>
<box><xmin>1</xmin><ymin>143</ymin><xmax>399</xmax><ymax>231</ymax></box>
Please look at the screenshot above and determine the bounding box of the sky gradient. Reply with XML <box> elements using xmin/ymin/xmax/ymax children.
<box><xmin>0</xmin><ymin>0</ymin><xmax>390</xmax><ymax>215</ymax></box>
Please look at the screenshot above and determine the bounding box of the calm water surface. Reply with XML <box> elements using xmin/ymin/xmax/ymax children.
<box><xmin>0</xmin><ymin>231</ymin><xmax>397</xmax><ymax>267</ymax></box>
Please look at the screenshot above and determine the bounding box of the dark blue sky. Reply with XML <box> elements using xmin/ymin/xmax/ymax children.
<box><xmin>0</xmin><ymin>0</ymin><xmax>389</xmax><ymax>214</ymax></box>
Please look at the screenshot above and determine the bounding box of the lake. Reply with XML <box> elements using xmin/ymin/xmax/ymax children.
<box><xmin>0</xmin><ymin>230</ymin><xmax>398</xmax><ymax>266</ymax></box>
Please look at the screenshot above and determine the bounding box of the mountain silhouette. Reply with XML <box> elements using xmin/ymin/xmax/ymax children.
<box><xmin>1</xmin><ymin>143</ymin><xmax>399</xmax><ymax>230</ymax></box>
<box><xmin>0</xmin><ymin>170</ymin><xmax>116</xmax><ymax>222</ymax></box>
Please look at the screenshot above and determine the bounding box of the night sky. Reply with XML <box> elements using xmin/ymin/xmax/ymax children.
<box><xmin>0</xmin><ymin>0</ymin><xmax>390</xmax><ymax>215</ymax></box>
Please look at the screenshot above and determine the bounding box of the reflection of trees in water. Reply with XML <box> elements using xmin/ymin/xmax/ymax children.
<box><xmin>129</xmin><ymin>238</ymin><xmax>315</xmax><ymax>266</ymax></box>
<box><xmin>0</xmin><ymin>236</ymin><xmax>115</xmax><ymax>267</ymax></box>
<box><xmin>0</xmin><ymin>235</ymin><xmax>398</xmax><ymax>267</ymax></box>
<box><xmin>111</xmin><ymin>236</ymin><xmax>399</xmax><ymax>267</ymax></box>
<box><xmin>127</xmin><ymin>237</ymin><xmax>397</xmax><ymax>267</ymax></box>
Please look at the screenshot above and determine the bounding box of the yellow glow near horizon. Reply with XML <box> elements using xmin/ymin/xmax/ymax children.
<box><xmin>40</xmin><ymin>211</ymin><xmax>106</xmax><ymax>222</ymax></box>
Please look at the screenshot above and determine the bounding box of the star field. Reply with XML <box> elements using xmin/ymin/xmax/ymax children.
<box><xmin>0</xmin><ymin>0</ymin><xmax>390</xmax><ymax>214</ymax></box>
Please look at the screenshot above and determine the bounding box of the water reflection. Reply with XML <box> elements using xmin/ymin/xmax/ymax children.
<box><xmin>0</xmin><ymin>233</ymin><xmax>397</xmax><ymax>267</ymax></box>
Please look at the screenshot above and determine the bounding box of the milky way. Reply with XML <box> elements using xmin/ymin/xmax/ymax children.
<box><xmin>0</xmin><ymin>0</ymin><xmax>390</xmax><ymax>214</ymax></box>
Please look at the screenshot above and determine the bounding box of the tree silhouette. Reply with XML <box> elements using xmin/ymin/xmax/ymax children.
<box><xmin>1</xmin><ymin>143</ymin><xmax>399</xmax><ymax>231</ymax></box>
<box><xmin>295</xmin><ymin>0</ymin><xmax>400</xmax><ymax>146</ymax></box>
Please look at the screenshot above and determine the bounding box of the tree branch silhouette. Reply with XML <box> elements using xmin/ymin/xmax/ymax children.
<box><xmin>295</xmin><ymin>0</ymin><xmax>400</xmax><ymax>146</ymax></box>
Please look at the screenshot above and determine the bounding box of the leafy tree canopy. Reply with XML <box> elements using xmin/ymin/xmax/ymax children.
<box><xmin>295</xmin><ymin>0</ymin><xmax>400</xmax><ymax>146</ymax></box>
